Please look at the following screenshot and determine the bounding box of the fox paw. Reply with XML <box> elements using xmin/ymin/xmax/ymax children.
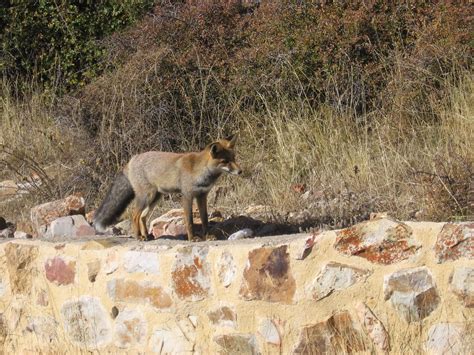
<box><xmin>190</xmin><ymin>236</ymin><xmax>202</xmax><ymax>242</ymax></box>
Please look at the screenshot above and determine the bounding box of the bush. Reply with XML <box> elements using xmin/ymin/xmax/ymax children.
<box><xmin>1</xmin><ymin>0</ymin><xmax>154</xmax><ymax>90</ymax></box>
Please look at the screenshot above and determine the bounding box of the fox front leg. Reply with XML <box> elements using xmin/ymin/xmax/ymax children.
<box><xmin>182</xmin><ymin>195</ymin><xmax>199</xmax><ymax>241</ymax></box>
<box><xmin>196</xmin><ymin>193</ymin><xmax>216</xmax><ymax>240</ymax></box>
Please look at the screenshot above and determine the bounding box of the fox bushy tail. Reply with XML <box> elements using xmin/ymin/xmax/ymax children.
<box><xmin>93</xmin><ymin>173</ymin><xmax>135</xmax><ymax>231</ymax></box>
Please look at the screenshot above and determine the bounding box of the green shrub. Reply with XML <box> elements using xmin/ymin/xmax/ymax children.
<box><xmin>1</xmin><ymin>0</ymin><xmax>154</xmax><ymax>90</ymax></box>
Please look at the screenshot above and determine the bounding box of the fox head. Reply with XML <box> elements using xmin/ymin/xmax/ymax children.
<box><xmin>208</xmin><ymin>134</ymin><xmax>242</xmax><ymax>176</ymax></box>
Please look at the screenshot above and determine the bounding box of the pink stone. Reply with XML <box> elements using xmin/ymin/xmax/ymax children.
<box><xmin>435</xmin><ymin>222</ymin><xmax>473</xmax><ymax>263</ymax></box>
<box><xmin>334</xmin><ymin>217</ymin><xmax>420</xmax><ymax>264</ymax></box>
<box><xmin>44</xmin><ymin>256</ymin><xmax>76</xmax><ymax>285</ymax></box>
<box><xmin>30</xmin><ymin>194</ymin><xmax>86</xmax><ymax>236</ymax></box>
<box><xmin>450</xmin><ymin>267</ymin><xmax>473</xmax><ymax>307</ymax></box>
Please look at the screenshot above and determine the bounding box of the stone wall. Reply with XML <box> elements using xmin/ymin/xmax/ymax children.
<box><xmin>0</xmin><ymin>217</ymin><xmax>472</xmax><ymax>354</ymax></box>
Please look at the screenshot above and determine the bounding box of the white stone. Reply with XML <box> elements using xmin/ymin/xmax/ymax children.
<box><xmin>258</xmin><ymin>318</ymin><xmax>281</xmax><ymax>345</ymax></box>
<box><xmin>311</xmin><ymin>262</ymin><xmax>370</xmax><ymax>300</ymax></box>
<box><xmin>425</xmin><ymin>323</ymin><xmax>466</xmax><ymax>355</ymax></box>
<box><xmin>218</xmin><ymin>251</ymin><xmax>236</xmax><ymax>287</ymax></box>
<box><xmin>61</xmin><ymin>296</ymin><xmax>111</xmax><ymax>349</ymax></box>
<box><xmin>149</xmin><ymin>328</ymin><xmax>194</xmax><ymax>354</ymax></box>
<box><xmin>114</xmin><ymin>309</ymin><xmax>147</xmax><ymax>349</ymax></box>
<box><xmin>49</xmin><ymin>215</ymin><xmax>95</xmax><ymax>238</ymax></box>
<box><xmin>14</xmin><ymin>231</ymin><xmax>31</xmax><ymax>239</ymax></box>
<box><xmin>228</xmin><ymin>228</ymin><xmax>253</xmax><ymax>240</ymax></box>
<box><xmin>123</xmin><ymin>251</ymin><xmax>159</xmax><ymax>274</ymax></box>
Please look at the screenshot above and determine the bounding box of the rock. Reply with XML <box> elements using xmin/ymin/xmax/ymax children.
<box><xmin>30</xmin><ymin>194</ymin><xmax>86</xmax><ymax>236</ymax></box>
<box><xmin>107</xmin><ymin>279</ymin><xmax>172</xmax><ymax>309</ymax></box>
<box><xmin>218</xmin><ymin>251</ymin><xmax>236</xmax><ymax>287</ymax></box>
<box><xmin>171</xmin><ymin>246</ymin><xmax>211</xmax><ymax>301</ymax></box>
<box><xmin>5</xmin><ymin>243</ymin><xmax>38</xmax><ymax>294</ymax></box>
<box><xmin>48</xmin><ymin>215</ymin><xmax>95</xmax><ymax>238</ymax></box>
<box><xmin>208</xmin><ymin>306</ymin><xmax>237</xmax><ymax>328</ymax></box>
<box><xmin>114</xmin><ymin>219</ymin><xmax>132</xmax><ymax>235</ymax></box>
<box><xmin>87</xmin><ymin>260</ymin><xmax>100</xmax><ymax>283</ymax></box>
<box><xmin>311</xmin><ymin>262</ymin><xmax>371</xmax><ymax>301</ymax></box>
<box><xmin>293</xmin><ymin>311</ymin><xmax>367</xmax><ymax>354</ymax></box>
<box><xmin>334</xmin><ymin>217</ymin><xmax>420</xmax><ymax>264</ymax></box>
<box><xmin>44</xmin><ymin>256</ymin><xmax>76</xmax><ymax>286</ymax></box>
<box><xmin>114</xmin><ymin>309</ymin><xmax>147</xmax><ymax>349</ymax></box>
<box><xmin>435</xmin><ymin>222</ymin><xmax>473</xmax><ymax>263</ymax></box>
<box><xmin>258</xmin><ymin>318</ymin><xmax>281</xmax><ymax>345</ymax></box>
<box><xmin>14</xmin><ymin>231</ymin><xmax>31</xmax><ymax>239</ymax></box>
<box><xmin>25</xmin><ymin>316</ymin><xmax>58</xmax><ymax>343</ymax></box>
<box><xmin>383</xmin><ymin>266</ymin><xmax>440</xmax><ymax>322</ymax></box>
<box><xmin>150</xmin><ymin>328</ymin><xmax>194</xmax><ymax>353</ymax></box>
<box><xmin>228</xmin><ymin>228</ymin><xmax>253</xmax><ymax>240</ymax></box>
<box><xmin>123</xmin><ymin>251</ymin><xmax>159</xmax><ymax>274</ymax></box>
<box><xmin>240</xmin><ymin>245</ymin><xmax>296</xmax><ymax>304</ymax></box>
<box><xmin>148</xmin><ymin>209</ymin><xmax>189</xmax><ymax>239</ymax></box>
<box><xmin>0</xmin><ymin>227</ymin><xmax>14</xmax><ymax>238</ymax></box>
<box><xmin>425</xmin><ymin>323</ymin><xmax>467</xmax><ymax>355</ymax></box>
<box><xmin>449</xmin><ymin>267</ymin><xmax>473</xmax><ymax>307</ymax></box>
<box><xmin>214</xmin><ymin>334</ymin><xmax>259</xmax><ymax>354</ymax></box>
<box><xmin>61</xmin><ymin>296</ymin><xmax>112</xmax><ymax>349</ymax></box>
<box><xmin>355</xmin><ymin>303</ymin><xmax>390</xmax><ymax>353</ymax></box>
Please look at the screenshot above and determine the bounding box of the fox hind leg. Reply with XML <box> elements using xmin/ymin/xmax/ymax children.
<box><xmin>133</xmin><ymin>191</ymin><xmax>160</xmax><ymax>241</ymax></box>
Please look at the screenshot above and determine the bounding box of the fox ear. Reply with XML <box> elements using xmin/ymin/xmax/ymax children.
<box><xmin>226</xmin><ymin>134</ymin><xmax>238</xmax><ymax>148</ymax></box>
<box><xmin>210</xmin><ymin>143</ymin><xmax>220</xmax><ymax>158</ymax></box>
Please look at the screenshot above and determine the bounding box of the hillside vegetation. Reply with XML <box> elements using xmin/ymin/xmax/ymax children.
<box><xmin>1</xmin><ymin>1</ymin><xmax>473</xmax><ymax>229</ymax></box>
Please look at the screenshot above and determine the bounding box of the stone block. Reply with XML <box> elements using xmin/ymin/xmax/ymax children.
<box><xmin>61</xmin><ymin>296</ymin><xmax>111</xmax><ymax>349</ymax></box>
<box><xmin>208</xmin><ymin>306</ymin><xmax>237</xmax><ymax>328</ymax></box>
<box><xmin>435</xmin><ymin>222</ymin><xmax>473</xmax><ymax>263</ymax></box>
<box><xmin>123</xmin><ymin>251</ymin><xmax>159</xmax><ymax>274</ymax></box>
<box><xmin>335</xmin><ymin>217</ymin><xmax>420</xmax><ymax>264</ymax></box>
<box><xmin>311</xmin><ymin>262</ymin><xmax>371</xmax><ymax>301</ymax></box>
<box><xmin>425</xmin><ymin>323</ymin><xmax>467</xmax><ymax>355</ymax></box>
<box><xmin>240</xmin><ymin>245</ymin><xmax>295</xmax><ymax>303</ymax></box>
<box><xmin>383</xmin><ymin>266</ymin><xmax>439</xmax><ymax>322</ymax></box>
<box><xmin>449</xmin><ymin>267</ymin><xmax>473</xmax><ymax>307</ymax></box>
<box><xmin>218</xmin><ymin>250</ymin><xmax>236</xmax><ymax>287</ymax></box>
<box><xmin>172</xmin><ymin>246</ymin><xmax>211</xmax><ymax>301</ymax></box>
<box><xmin>44</xmin><ymin>256</ymin><xmax>76</xmax><ymax>286</ymax></box>
<box><xmin>114</xmin><ymin>309</ymin><xmax>147</xmax><ymax>349</ymax></box>
<box><xmin>214</xmin><ymin>334</ymin><xmax>259</xmax><ymax>354</ymax></box>
<box><xmin>30</xmin><ymin>194</ymin><xmax>85</xmax><ymax>235</ymax></box>
<box><xmin>107</xmin><ymin>279</ymin><xmax>172</xmax><ymax>309</ymax></box>
<box><xmin>49</xmin><ymin>215</ymin><xmax>95</xmax><ymax>238</ymax></box>
<box><xmin>293</xmin><ymin>311</ymin><xmax>367</xmax><ymax>354</ymax></box>
<box><xmin>5</xmin><ymin>243</ymin><xmax>38</xmax><ymax>294</ymax></box>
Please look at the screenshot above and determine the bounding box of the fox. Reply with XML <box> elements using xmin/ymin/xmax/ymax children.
<box><xmin>93</xmin><ymin>135</ymin><xmax>242</xmax><ymax>241</ymax></box>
